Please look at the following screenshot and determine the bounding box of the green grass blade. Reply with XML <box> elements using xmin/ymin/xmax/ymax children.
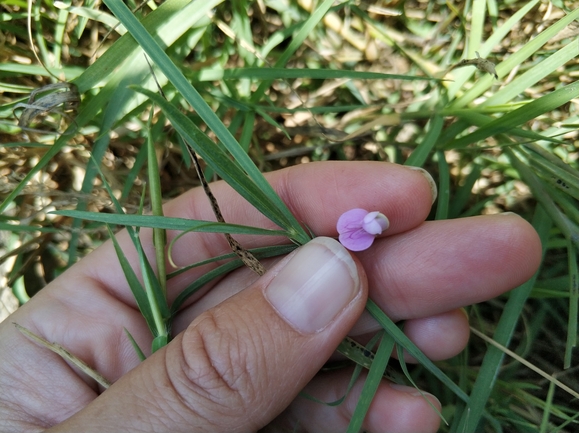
<box><xmin>107</xmin><ymin>225</ymin><xmax>157</xmax><ymax>335</ymax></box>
<box><xmin>167</xmin><ymin>244</ymin><xmax>297</xmax><ymax>279</ymax></box>
<box><xmin>564</xmin><ymin>240</ymin><xmax>578</xmax><ymax>368</ymax></box>
<box><xmin>396</xmin><ymin>345</ymin><xmax>446</xmax><ymax>424</ymax></box>
<box><xmin>103</xmin><ymin>0</ymin><xmax>310</xmax><ymax>244</ymax></box>
<box><xmin>152</xmin><ymin>335</ymin><xmax>169</xmax><ymax>353</ymax></box>
<box><xmin>170</xmin><ymin>244</ymin><xmax>296</xmax><ymax>313</ymax></box>
<box><xmin>507</xmin><ymin>148</ymin><xmax>579</xmax><ymax>249</ymax></box>
<box><xmin>192</xmin><ymin>67</ymin><xmax>438</xmax><ymax>82</ymax></box>
<box><xmin>435</xmin><ymin>151</ymin><xmax>450</xmax><ymax>220</ymax></box>
<box><xmin>436</xmin><ymin>110</ymin><xmax>566</xmax><ymax>150</ymax></box>
<box><xmin>75</xmin><ymin>0</ymin><xmax>216</xmax><ymax>92</ymax></box>
<box><xmin>456</xmin><ymin>204</ymin><xmax>552</xmax><ymax>431</ymax></box>
<box><xmin>124</xmin><ymin>328</ymin><xmax>147</xmax><ymax>362</ymax></box>
<box><xmin>52</xmin><ymin>210</ymin><xmax>290</xmax><ymax>237</ymax></box>
<box><xmin>483</xmin><ymin>41</ymin><xmax>579</xmax><ymax>108</ymax></box>
<box><xmin>405</xmin><ymin>114</ymin><xmax>443</xmax><ymax>167</ymax></box>
<box><xmin>446</xmin><ymin>0</ymin><xmax>540</xmax><ymax>99</ymax></box>
<box><xmin>444</xmin><ymin>84</ymin><xmax>579</xmax><ymax>150</ymax></box>
<box><xmin>468</xmin><ymin>0</ymin><xmax>485</xmax><ymax>56</ymax></box>
<box><xmin>134</xmin><ymin>228</ymin><xmax>170</xmax><ymax>342</ymax></box>
<box><xmin>366</xmin><ymin>299</ymin><xmax>471</xmax><ymax>404</ymax></box>
<box><xmin>448</xmin><ymin>163</ymin><xmax>482</xmax><ymax>218</ymax></box>
<box><xmin>146</xmin><ymin>109</ymin><xmax>167</xmax><ymax>296</ymax></box>
<box><xmin>52</xmin><ymin>0</ymin><xmax>70</xmax><ymax>69</ymax></box>
<box><xmin>346</xmin><ymin>333</ymin><xmax>395</xmax><ymax>433</ymax></box>
<box><xmin>451</xmin><ymin>7</ymin><xmax>579</xmax><ymax>109</ymax></box>
<box><xmin>130</xmin><ymin>86</ymin><xmax>301</xmax><ymax>238</ymax></box>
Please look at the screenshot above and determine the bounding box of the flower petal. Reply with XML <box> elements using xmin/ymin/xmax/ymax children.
<box><xmin>336</xmin><ymin>208</ymin><xmax>369</xmax><ymax>233</ymax></box>
<box><xmin>338</xmin><ymin>228</ymin><xmax>376</xmax><ymax>251</ymax></box>
<box><xmin>362</xmin><ymin>211</ymin><xmax>390</xmax><ymax>235</ymax></box>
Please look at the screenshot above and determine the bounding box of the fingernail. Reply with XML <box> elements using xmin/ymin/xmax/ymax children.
<box><xmin>407</xmin><ymin>166</ymin><xmax>438</xmax><ymax>204</ymax></box>
<box><xmin>265</xmin><ymin>237</ymin><xmax>360</xmax><ymax>334</ymax></box>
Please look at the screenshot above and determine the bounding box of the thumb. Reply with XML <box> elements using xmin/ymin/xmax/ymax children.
<box><xmin>49</xmin><ymin>237</ymin><xmax>367</xmax><ymax>433</ymax></box>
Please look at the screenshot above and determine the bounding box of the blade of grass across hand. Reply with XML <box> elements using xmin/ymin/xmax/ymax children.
<box><xmin>103</xmin><ymin>0</ymin><xmax>310</xmax><ymax>244</ymax></box>
<box><xmin>365</xmin><ymin>300</ymin><xmax>470</xmax><ymax>404</ymax></box>
<box><xmin>53</xmin><ymin>210</ymin><xmax>289</xmax><ymax>238</ymax></box>
<box><xmin>346</xmin><ymin>333</ymin><xmax>395</xmax><ymax>433</ymax></box>
<box><xmin>107</xmin><ymin>225</ymin><xmax>157</xmax><ymax>336</ymax></box>
<box><xmin>170</xmin><ymin>244</ymin><xmax>297</xmax><ymax>313</ymax></box>
<box><xmin>131</xmin><ymin>87</ymin><xmax>299</xmax><ymax>240</ymax></box>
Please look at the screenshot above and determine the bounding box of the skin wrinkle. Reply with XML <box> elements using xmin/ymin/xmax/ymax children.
<box><xmin>155</xmin><ymin>339</ymin><xmax>212</xmax><ymax>426</ymax></box>
<box><xmin>177</xmin><ymin>311</ymin><xmax>256</xmax><ymax>423</ymax></box>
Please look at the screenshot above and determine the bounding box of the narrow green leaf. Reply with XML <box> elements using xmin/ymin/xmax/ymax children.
<box><xmin>152</xmin><ymin>335</ymin><xmax>168</xmax><ymax>353</ymax></box>
<box><xmin>53</xmin><ymin>210</ymin><xmax>289</xmax><ymax>237</ymax></box>
<box><xmin>76</xmin><ymin>0</ymin><xmax>220</xmax><ymax>92</ymax></box>
<box><xmin>446</xmin><ymin>0</ymin><xmax>540</xmax><ymax>99</ymax></box>
<box><xmin>448</xmin><ymin>163</ymin><xmax>481</xmax><ymax>218</ymax></box>
<box><xmin>167</xmin><ymin>244</ymin><xmax>297</xmax><ymax>279</ymax></box>
<box><xmin>396</xmin><ymin>346</ymin><xmax>446</xmax><ymax>423</ymax></box>
<box><xmin>107</xmin><ymin>225</ymin><xmax>156</xmax><ymax>335</ymax></box>
<box><xmin>346</xmin><ymin>333</ymin><xmax>394</xmax><ymax>433</ymax></box>
<box><xmin>405</xmin><ymin>115</ymin><xmax>443</xmax><ymax>167</ymax></box>
<box><xmin>146</xmin><ymin>108</ymin><xmax>167</xmax><ymax>296</ymax></box>
<box><xmin>507</xmin><ymin>148</ymin><xmax>579</xmax><ymax>249</ymax></box>
<box><xmin>129</xmin><ymin>86</ymin><xmax>299</xmax><ymax>237</ymax></box>
<box><xmin>170</xmin><ymin>244</ymin><xmax>298</xmax><ymax>314</ymax></box>
<box><xmin>444</xmin><ymin>84</ymin><xmax>579</xmax><ymax>150</ymax></box>
<box><xmin>124</xmin><ymin>328</ymin><xmax>147</xmax><ymax>362</ymax></box>
<box><xmin>482</xmin><ymin>40</ymin><xmax>579</xmax><ymax>108</ymax></box>
<box><xmin>366</xmin><ymin>299</ymin><xmax>471</xmax><ymax>404</ymax></box>
<box><xmin>192</xmin><ymin>67</ymin><xmax>439</xmax><ymax>82</ymax></box>
<box><xmin>456</xmin><ymin>204</ymin><xmax>552</xmax><ymax>431</ymax></box>
<box><xmin>103</xmin><ymin>0</ymin><xmax>310</xmax><ymax>244</ymax></box>
<box><xmin>135</xmin><ymin>230</ymin><xmax>170</xmax><ymax>340</ymax></box>
<box><xmin>435</xmin><ymin>151</ymin><xmax>450</xmax><ymax>220</ymax></box>
<box><xmin>468</xmin><ymin>0</ymin><xmax>486</xmax><ymax>57</ymax></box>
<box><xmin>564</xmin><ymin>240</ymin><xmax>578</xmax><ymax>368</ymax></box>
<box><xmin>451</xmin><ymin>7</ymin><xmax>579</xmax><ymax>108</ymax></box>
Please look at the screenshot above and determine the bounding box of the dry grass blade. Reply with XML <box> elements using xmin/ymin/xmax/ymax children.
<box><xmin>13</xmin><ymin>322</ymin><xmax>111</xmax><ymax>389</ymax></box>
<box><xmin>470</xmin><ymin>326</ymin><xmax>579</xmax><ymax>400</ymax></box>
<box><xmin>14</xmin><ymin>82</ymin><xmax>79</xmax><ymax>133</ymax></box>
<box><xmin>187</xmin><ymin>145</ymin><xmax>266</xmax><ymax>276</ymax></box>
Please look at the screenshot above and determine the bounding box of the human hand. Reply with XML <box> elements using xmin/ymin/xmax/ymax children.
<box><xmin>0</xmin><ymin>161</ymin><xmax>541</xmax><ymax>433</ymax></box>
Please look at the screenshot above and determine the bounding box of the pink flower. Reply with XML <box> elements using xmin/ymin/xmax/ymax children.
<box><xmin>337</xmin><ymin>209</ymin><xmax>390</xmax><ymax>251</ymax></box>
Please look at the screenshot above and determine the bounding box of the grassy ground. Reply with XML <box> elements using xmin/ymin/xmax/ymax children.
<box><xmin>1</xmin><ymin>1</ymin><xmax>579</xmax><ymax>431</ymax></box>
